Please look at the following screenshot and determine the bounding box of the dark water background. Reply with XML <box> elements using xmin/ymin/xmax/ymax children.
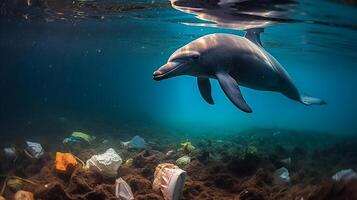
<box><xmin>1</xmin><ymin>0</ymin><xmax>357</xmax><ymax>140</ymax></box>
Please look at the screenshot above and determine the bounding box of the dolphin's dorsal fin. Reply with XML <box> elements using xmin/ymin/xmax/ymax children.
<box><xmin>244</xmin><ymin>28</ymin><xmax>264</xmax><ymax>47</ymax></box>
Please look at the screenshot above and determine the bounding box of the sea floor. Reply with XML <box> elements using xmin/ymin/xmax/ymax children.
<box><xmin>0</xmin><ymin>128</ymin><xmax>357</xmax><ymax>200</ymax></box>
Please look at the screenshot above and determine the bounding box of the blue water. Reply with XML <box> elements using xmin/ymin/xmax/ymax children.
<box><xmin>1</xmin><ymin>0</ymin><xmax>357</xmax><ymax>137</ymax></box>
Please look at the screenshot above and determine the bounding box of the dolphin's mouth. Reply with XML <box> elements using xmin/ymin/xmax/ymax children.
<box><xmin>153</xmin><ymin>63</ymin><xmax>183</xmax><ymax>81</ymax></box>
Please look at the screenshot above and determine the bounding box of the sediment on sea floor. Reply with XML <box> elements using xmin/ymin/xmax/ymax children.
<box><xmin>0</xmin><ymin>129</ymin><xmax>356</xmax><ymax>200</ymax></box>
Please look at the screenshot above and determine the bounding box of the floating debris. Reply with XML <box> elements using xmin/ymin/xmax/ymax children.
<box><xmin>86</xmin><ymin>148</ymin><xmax>122</xmax><ymax>177</ymax></box>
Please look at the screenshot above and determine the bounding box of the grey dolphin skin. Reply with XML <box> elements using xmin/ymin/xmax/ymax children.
<box><xmin>153</xmin><ymin>29</ymin><xmax>326</xmax><ymax>113</ymax></box>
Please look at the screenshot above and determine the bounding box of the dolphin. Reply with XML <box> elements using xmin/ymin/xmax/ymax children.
<box><xmin>153</xmin><ymin>28</ymin><xmax>325</xmax><ymax>113</ymax></box>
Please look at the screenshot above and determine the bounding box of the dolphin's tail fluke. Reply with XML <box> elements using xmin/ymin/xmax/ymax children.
<box><xmin>300</xmin><ymin>95</ymin><xmax>326</xmax><ymax>105</ymax></box>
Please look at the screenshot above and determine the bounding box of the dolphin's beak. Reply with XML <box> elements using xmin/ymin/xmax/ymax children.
<box><xmin>153</xmin><ymin>62</ymin><xmax>182</xmax><ymax>81</ymax></box>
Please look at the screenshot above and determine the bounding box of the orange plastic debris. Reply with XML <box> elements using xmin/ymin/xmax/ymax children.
<box><xmin>55</xmin><ymin>152</ymin><xmax>78</xmax><ymax>173</ymax></box>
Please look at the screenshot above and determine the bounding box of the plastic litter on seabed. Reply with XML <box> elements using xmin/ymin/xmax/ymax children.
<box><xmin>332</xmin><ymin>169</ymin><xmax>357</xmax><ymax>182</ymax></box>
<box><xmin>273</xmin><ymin>167</ymin><xmax>290</xmax><ymax>185</ymax></box>
<box><xmin>24</xmin><ymin>141</ymin><xmax>44</xmax><ymax>159</ymax></box>
<box><xmin>55</xmin><ymin>152</ymin><xmax>79</xmax><ymax>174</ymax></box>
<box><xmin>86</xmin><ymin>148</ymin><xmax>122</xmax><ymax>177</ymax></box>
<box><xmin>176</xmin><ymin>155</ymin><xmax>191</xmax><ymax>167</ymax></box>
<box><xmin>3</xmin><ymin>147</ymin><xmax>17</xmax><ymax>161</ymax></box>
<box><xmin>115</xmin><ymin>177</ymin><xmax>134</xmax><ymax>200</ymax></box>
<box><xmin>63</xmin><ymin>131</ymin><xmax>96</xmax><ymax>144</ymax></box>
<box><xmin>153</xmin><ymin>163</ymin><xmax>186</xmax><ymax>200</ymax></box>
<box><xmin>122</xmin><ymin>136</ymin><xmax>147</xmax><ymax>150</ymax></box>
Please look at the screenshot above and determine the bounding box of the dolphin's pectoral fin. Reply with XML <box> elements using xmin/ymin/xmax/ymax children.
<box><xmin>244</xmin><ymin>28</ymin><xmax>264</xmax><ymax>47</ymax></box>
<box><xmin>216</xmin><ymin>72</ymin><xmax>252</xmax><ymax>113</ymax></box>
<box><xmin>197</xmin><ymin>77</ymin><xmax>214</xmax><ymax>105</ymax></box>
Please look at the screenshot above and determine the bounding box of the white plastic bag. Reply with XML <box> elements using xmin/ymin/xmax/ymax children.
<box><xmin>86</xmin><ymin>148</ymin><xmax>122</xmax><ymax>177</ymax></box>
<box><xmin>332</xmin><ymin>169</ymin><xmax>357</xmax><ymax>182</ymax></box>
<box><xmin>25</xmin><ymin>141</ymin><xmax>44</xmax><ymax>159</ymax></box>
<box><xmin>273</xmin><ymin>167</ymin><xmax>290</xmax><ymax>185</ymax></box>
<box><xmin>115</xmin><ymin>178</ymin><xmax>134</xmax><ymax>200</ymax></box>
<box><xmin>4</xmin><ymin>147</ymin><xmax>16</xmax><ymax>159</ymax></box>
<box><xmin>153</xmin><ymin>163</ymin><xmax>186</xmax><ymax>200</ymax></box>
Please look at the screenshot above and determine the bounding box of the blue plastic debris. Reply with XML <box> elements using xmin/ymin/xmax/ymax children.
<box><xmin>122</xmin><ymin>136</ymin><xmax>147</xmax><ymax>149</ymax></box>
<box><xmin>63</xmin><ymin>136</ymin><xmax>81</xmax><ymax>144</ymax></box>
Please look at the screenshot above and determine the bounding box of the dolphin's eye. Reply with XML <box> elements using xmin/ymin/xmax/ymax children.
<box><xmin>179</xmin><ymin>54</ymin><xmax>200</xmax><ymax>62</ymax></box>
<box><xmin>190</xmin><ymin>54</ymin><xmax>200</xmax><ymax>59</ymax></box>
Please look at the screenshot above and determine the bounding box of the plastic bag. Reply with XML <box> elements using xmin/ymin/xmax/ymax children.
<box><xmin>25</xmin><ymin>141</ymin><xmax>44</xmax><ymax>159</ymax></box>
<box><xmin>332</xmin><ymin>169</ymin><xmax>357</xmax><ymax>182</ymax></box>
<box><xmin>55</xmin><ymin>152</ymin><xmax>79</xmax><ymax>174</ymax></box>
<box><xmin>86</xmin><ymin>148</ymin><xmax>122</xmax><ymax>177</ymax></box>
<box><xmin>153</xmin><ymin>163</ymin><xmax>186</xmax><ymax>200</ymax></box>
<box><xmin>122</xmin><ymin>136</ymin><xmax>147</xmax><ymax>149</ymax></box>
<box><xmin>4</xmin><ymin>147</ymin><xmax>17</xmax><ymax>159</ymax></box>
<box><xmin>176</xmin><ymin>156</ymin><xmax>191</xmax><ymax>167</ymax></box>
<box><xmin>115</xmin><ymin>178</ymin><xmax>134</xmax><ymax>200</ymax></box>
<box><xmin>273</xmin><ymin>167</ymin><xmax>290</xmax><ymax>184</ymax></box>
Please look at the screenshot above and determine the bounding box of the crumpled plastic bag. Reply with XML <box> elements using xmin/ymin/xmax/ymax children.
<box><xmin>176</xmin><ymin>156</ymin><xmax>191</xmax><ymax>167</ymax></box>
<box><xmin>115</xmin><ymin>177</ymin><xmax>134</xmax><ymax>200</ymax></box>
<box><xmin>25</xmin><ymin>141</ymin><xmax>44</xmax><ymax>159</ymax></box>
<box><xmin>122</xmin><ymin>136</ymin><xmax>147</xmax><ymax>149</ymax></box>
<box><xmin>332</xmin><ymin>169</ymin><xmax>357</xmax><ymax>182</ymax></box>
<box><xmin>273</xmin><ymin>167</ymin><xmax>290</xmax><ymax>185</ymax></box>
<box><xmin>55</xmin><ymin>152</ymin><xmax>79</xmax><ymax>174</ymax></box>
<box><xmin>86</xmin><ymin>148</ymin><xmax>122</xmax><ymax>177</ymax></box>
<box><xmin>153</xmin><ymin>163</ymin><xmax>186</xmax><ymax>200</ymax></box>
